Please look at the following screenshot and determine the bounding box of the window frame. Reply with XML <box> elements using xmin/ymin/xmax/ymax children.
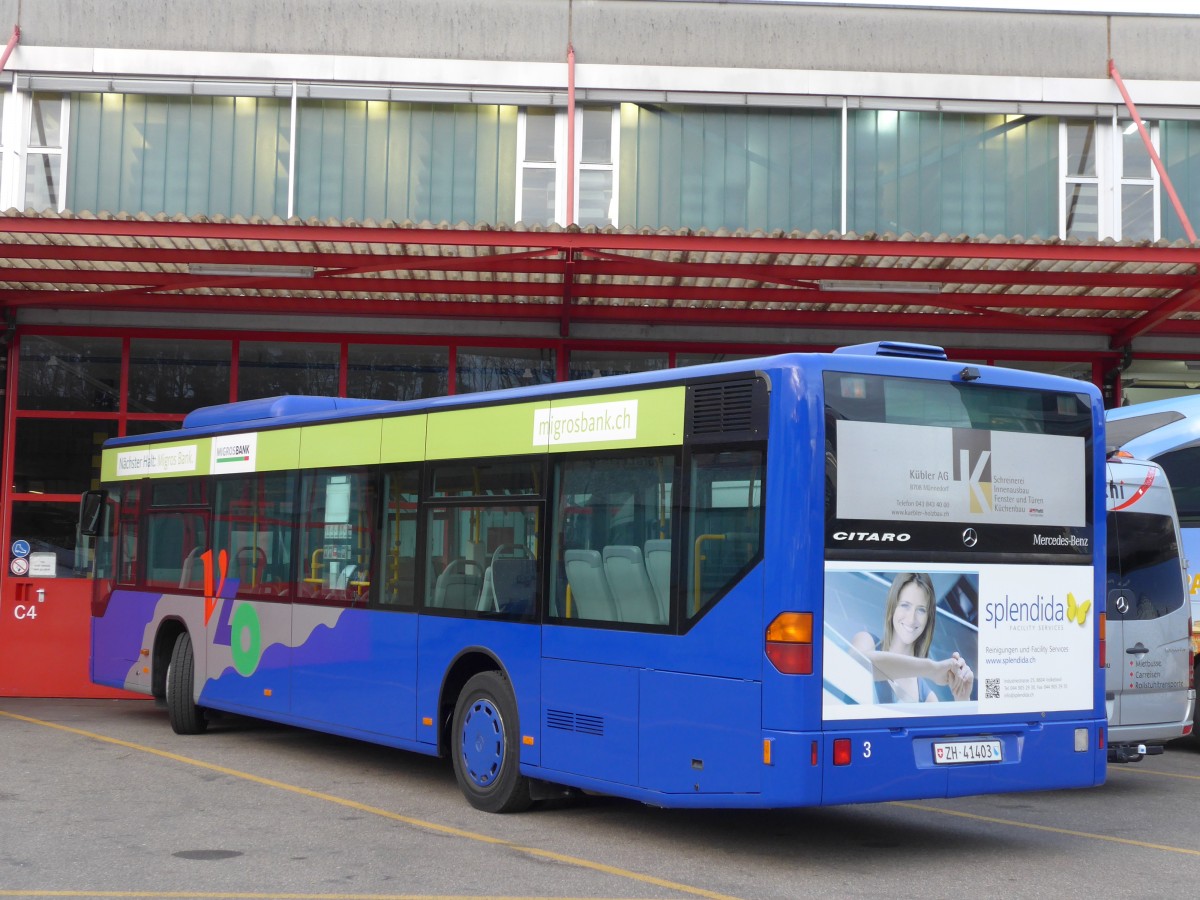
<box><xmin>548</xmin><ymin>447</ymin><xmax>680</xmax><ymax>632</ymax></box>
<box><xmin>515</xmin><ymin>105</ymin><xmax>620</xmax><ymax>227</ymax></box>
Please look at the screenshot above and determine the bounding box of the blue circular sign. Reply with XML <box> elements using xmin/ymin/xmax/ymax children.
<box><xmin>11</xmin><ymin>540</ymin><xmax>30</xmax><ymax>559</ymax></box>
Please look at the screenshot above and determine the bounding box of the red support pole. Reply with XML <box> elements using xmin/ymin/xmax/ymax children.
<box><xmin>566</xmin><ymin>44</ymin><xmax>576</xmax><ymax>227</ymax></box>
<box><xmin>1109</xmin><ymin>58</ymin><xmax>1197</xmax><ymax>243</ymax></box>
<box><xmin>0</xmin><ymin>26</ymin><xmax>19</xmax><ymax>72</ymax></box>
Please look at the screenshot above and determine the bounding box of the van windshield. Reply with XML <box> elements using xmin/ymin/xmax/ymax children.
<box><xmin>1106</xmin><ymin>511</ymin><xmax>1187</xmax><ymax>621</ymax></box>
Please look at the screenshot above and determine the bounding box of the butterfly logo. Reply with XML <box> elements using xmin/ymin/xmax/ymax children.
<box><xmin>1066</xmin><ymin>592</ymin><xmax>1092</xmax><ymax>626</ymax></box>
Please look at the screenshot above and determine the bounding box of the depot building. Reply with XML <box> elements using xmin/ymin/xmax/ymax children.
<box><xmin>3</xmin><ymin>0</ymin><xmax>1200</xmax><ymax>695</ymax></box>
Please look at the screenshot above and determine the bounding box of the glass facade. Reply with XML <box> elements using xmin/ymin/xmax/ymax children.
<box><xmin>456</xmin><ymin>347</ymin><xmax>555</xmax><ymax>394</ymax></box>
<box><xmin>18</xmin><ymin>336</ymin><xmax>122</xmax><ymax>412</ymax></box>
<box><xmin>620</xmin><ymin>105</ymin><xmax>841</xmax><ymax>233</ymax></box>
<box><xmin>849</xmin><ymin>111</ymin><xmax>1058</xmax><ymax>238</ymax></box>
<box><xmin>1161</xmin><ymin>119</ymin><xmax>1200</xmax><ymax>241</ymax></box>
<box><xmin>237</xmin><ymin>341</ymin><xmax>339</xmax><ymax>400</ymax></box>
<box><xmin>568</xmin><ymin>350</ymin><xmax>669</xmax><ymax>381</ymax></box>
<box><xmin>0</xmin><ymin>89</ymin><xmax>1189</xmax><ymax>241</ymax></box>
<box><xmin>68</xmin><ymin>94</ymin><xmax>291</xmax><ymax>218</ymax></box>
<box><xmin>295</xmin><ymin>101</ymin><xmax>517</xmax><ymax>224</ymax></box>
<box><xmin>347</xmin><ymin>344</ymin><xmax>449</xmax><ymax>400</ymax></box>
<box><xmin>128</xmin><ymin>339</ymin><xmax>232</xmax><ymax>413</ymax></box>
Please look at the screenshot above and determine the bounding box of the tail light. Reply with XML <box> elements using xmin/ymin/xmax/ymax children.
<box><xmin>1098</xmin><ymin>612</ymin><xmax>1106</xmax><ymax>670</ymax></box>
<box><xmin>765</xmin><ymin>612</ymin><xmax>813</xmax><ymax>674</ymax></box>
<box><xmin>1189</xmin><ymin>617</ymin><xmax>1195</xmax><ymax>691</ymax></box>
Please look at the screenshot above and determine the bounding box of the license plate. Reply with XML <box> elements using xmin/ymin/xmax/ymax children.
<box><xmin>932</xmin><ymin>739</ymin><xmax>1002</xmax><ymax>765</ymax></box>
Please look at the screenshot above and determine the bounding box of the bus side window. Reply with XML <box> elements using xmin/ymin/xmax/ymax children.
<box><xmin>145</xmin><ymin>510</ymin><xmax>209</xmax><ymax>590</ymax></box>
<box><xmin>116</xmin><ymin>483</ymin><xmax>142</xmax><ymax>585</ymax></box>
<box><xmin>297</xmin><ymin>468</ymin><xmax>375</xmax><ymax>605</ymax></box>
<box><xmin>551</xmin><ymin>453</ymin><xmax>674</xmax><ymax>627</ymax></box>
<box><xmin>685</xmin><ymin>449</ymin><xmax>765</xmax><ymax>621</ymax></box>
<box><xmin>213</xmin><ymin>472</ymin><xmax>295</xmax><ymax>600</ymax></box>
<box><xmin>378</xmin><ymin>466</ymin><xmax>420</xmax><ymax>608</ymax></box>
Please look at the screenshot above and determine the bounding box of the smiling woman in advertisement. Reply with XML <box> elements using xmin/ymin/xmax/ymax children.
<box><xmin>851</xmin><ymin>572</ymin><xmax>975</xmax><ymax>703</ymax></box>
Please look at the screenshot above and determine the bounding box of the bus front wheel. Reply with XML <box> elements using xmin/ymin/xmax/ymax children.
<box><xmin>451</xmin><ymin>671</ymin><xmax>532</xmax><ymax>813</ymax></box>
<box><xmin>165</xmin><ymin>632</ymin><xmax>208</xmax><ymax>735</ymax></box>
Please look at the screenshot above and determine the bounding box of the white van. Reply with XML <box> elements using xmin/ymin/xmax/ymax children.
<box><xmin>1105</xmin><ymin>453</ymin><xmax>1195</xmax><ymax>762</ymax></box>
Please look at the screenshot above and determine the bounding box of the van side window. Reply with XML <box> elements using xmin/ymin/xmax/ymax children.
<box><xmin>1154</xmin><ymin>446</ymin><xmax>1200</xmax><ymax>526</ymax></box>
<box><xmin>1106</xmin><ymin>511</ymin><xmax>1186</xmax><ymax>621</ymax></box>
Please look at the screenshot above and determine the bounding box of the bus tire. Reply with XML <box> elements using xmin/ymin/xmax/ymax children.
<box><xmin>166</xmin><ymin>632</ymin><xmax>208</xmax><ymax>735</ymax></box>
<box><xmin>451</xmin><ymin>671</ymin><xmax>532</xmax><ymax>813</ymax></box>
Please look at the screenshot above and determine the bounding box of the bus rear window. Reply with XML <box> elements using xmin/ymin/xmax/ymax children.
<box><xmin>824</xmin><ymin>372</ymin><xmax>1093</xmax><ymax>562</ymax></box>
<box><xmin>825</xmin><ymin>372</ymin><xmax>1091</xmax><ymax>436</ymax></box>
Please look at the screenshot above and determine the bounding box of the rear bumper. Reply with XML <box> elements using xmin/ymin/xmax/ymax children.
<box><xmin>760</xmin><ymin>718</ymin><xmax>1106</xmax><ymax>807</ymax></box>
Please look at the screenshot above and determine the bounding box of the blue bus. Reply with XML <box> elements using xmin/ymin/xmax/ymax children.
<box><xmin>1105</xmin><ymin>395</ymin><xmax>1200</xmax><ymax>733</ymax></box>
<box><xmin>81</xmin><ymin>342</ymin><xmax>1107</xmax><ymax>812</ymax></box>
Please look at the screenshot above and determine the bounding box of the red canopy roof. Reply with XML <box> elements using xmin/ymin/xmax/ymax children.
<box><xmin>2</xmin><ymin>211</ymin><xmax>1198</xmax><ymax>350</ymax></box>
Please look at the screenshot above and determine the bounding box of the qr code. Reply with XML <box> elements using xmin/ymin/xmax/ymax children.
<box><xmin>985</xmin><ymin>678</ymin><xmax>1000</xmax><ymax>699</ymax></box>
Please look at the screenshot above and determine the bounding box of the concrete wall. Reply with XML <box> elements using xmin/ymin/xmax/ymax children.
<box><xmin>0</xmin><ymin>0</ymin><xmax>1195</xmax><ymax>81</ymax></box>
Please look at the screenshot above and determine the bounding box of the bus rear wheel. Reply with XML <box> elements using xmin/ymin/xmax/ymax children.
<box><xmin>165</xmin><ymin>631</ymin><xmax>208</xmax><ymax>735</ymax></box>
<box><xmin>451</xmin><ymin>671</ymin><xmax>532</xmax><ymax>813</ymax></box>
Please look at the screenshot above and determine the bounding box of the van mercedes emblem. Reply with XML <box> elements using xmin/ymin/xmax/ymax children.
<box><xmin>962</xmin><ymin>528</ymin><xmax>979</xmax><ymax>548</ymax></box>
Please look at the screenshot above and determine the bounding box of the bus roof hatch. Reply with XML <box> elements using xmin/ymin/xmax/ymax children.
<box><xmin>833</xmin><ymin>341</ymin><xmax>948</xmax><ymax>360</ymax></box>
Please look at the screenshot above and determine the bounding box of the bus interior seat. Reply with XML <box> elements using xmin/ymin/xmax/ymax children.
<box><xmin>479</xmin><ymin>545</ymin><xmax>532</xmax><ymax>612</ymax></box>
<box><xmin>332</xmin><ymin>564</ymin><xmax>358</xmax><ymax>591</ymax></box>
<box><xmin>433</xmin><ymin>558</ymin><xmax>483</xmax><ymax>610</ymax></box>
<box><xmin>563</xmin><ymin>549</ymin><xmax>619</xmax><ymax>621</ymax></box>
<box><xmin>179</xmin><ymin>547</ymin><xmax>204</xmax><ymax>589</ymax></box>
<box><xmin>602</xmin><ymin>545</ymin><xmax>661</xmax><ymax>625</ymax></box>
<box><xmin>234</xmin><ymin>546</ymin><xmax>267</xmax><ymax>587</ymax></box>
<box><xmin>643</xmin><ymin>539</ymin><xmax>671</xmax><ymax>621</ymax></box>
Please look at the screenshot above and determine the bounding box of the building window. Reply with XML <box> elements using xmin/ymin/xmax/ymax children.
<box><xmin>568</xmin><ymin>350</ymin><xmax>668</xmax><ymax>381</ymax></box>
<box><xmin>10</xmin><ymin>501</ymin><xmax>94</xmax><ymax>578</ymax></box>
<box><xmin>516</xmin><ymin>106</ymin><xmax>618</xmax><ymax>227</ymax></box>
<box><xmin>24</xmin><ymin>93</ymin><xmax>67</xmax><ymax>212</ymax></box>
<box><xmin>347</xmin><ymin>344</ymin><xmax>449</xmax><ymax>401</ymax></box>
<box><xmin>456</xmin><ymin>347</ymin><xmax>555</xmax><ymax>395</ymax></box>
<box><xmin>1061</xmin><ymin>119</ymin><xmax>1107</xmax><ymax>239</ymax></box>
<box><xmin>129</xmin><ymin>338</ymin><xmax>232</xmax><ymax>414</ymax></box>
<box><xmin>577</xmin><ymin>107</ymin><xmax>618</xmax><ymax>227</ymax></box>
<box><xmin>517</xmin><ymin>107</ymin><xmax>560</xmax><ymax>225</ymax></box>
<box><xmin>0</xmin><ymin>89</ymin><xmax>8</xmax><ymax>207</ymax></box>
<box><xmin>13</xmin><ymin>419</ymin><xmax>116</xmax><ymax>494</ymax></box>
<box><xmin>18</xmin><ymin>335</ymin><xmax>121</xmax><ymax>412</ymax></box>
<box><xmin>237</xmin><ymin>341</ymin><xmax>339</xmax><ymax>400</ymax></box>
<box><xmin>1118</xmin><ymin>120</ymin><xmax>1160</xmax><ymax>241</ymax></box>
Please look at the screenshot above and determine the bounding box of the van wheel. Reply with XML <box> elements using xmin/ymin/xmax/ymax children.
<box><xmin>165</xmin><ymin>632</ymin><xmax>208</xmax><ymax>735</ymax></box>
<box><xmin>451</xmin><ymin>671</ymin><xmax>532</xmax><ymax>813</ymax></box>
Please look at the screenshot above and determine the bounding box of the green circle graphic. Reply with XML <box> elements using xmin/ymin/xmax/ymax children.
<box><xmin>230</xmin><ymin>603</ymin><xmax>263</xmax><ymax>677</ymax></box>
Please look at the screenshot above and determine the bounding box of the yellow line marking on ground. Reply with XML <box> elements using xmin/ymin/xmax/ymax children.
<box><xmin>1111</xmin><ymin>765</ymin><xmax>1200</xmax><ymax>782</ymax></box>
<box><xmin>0</xmin><ymin>894</ymin><xmax>647</xmax><ymax>899</ymax></box>
<box><xmin>0</xmin><ymin>710</ymin><xmax>741</xmax><ymax>900</ymax></box>
<box><xmin>0</xmin><ymin>897</ymin><xmax>531</xmax><ymax>900</ymax></box>
<box><xmin>892</xmin><ymin>801</ymin><xmax>1200</xmax><ymax>856</ymax></box>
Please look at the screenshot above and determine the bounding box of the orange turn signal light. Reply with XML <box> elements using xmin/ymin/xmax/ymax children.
<box><xmin>765</xmin><ymin>612</ymin><xmax>814</xmax><ymax>674</ymax></box>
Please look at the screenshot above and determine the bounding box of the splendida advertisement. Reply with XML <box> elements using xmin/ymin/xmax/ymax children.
<box><xmin>822</xmin><ymin>562</ymin><xmax>1095</xmax><ymax>721</ymax></box>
